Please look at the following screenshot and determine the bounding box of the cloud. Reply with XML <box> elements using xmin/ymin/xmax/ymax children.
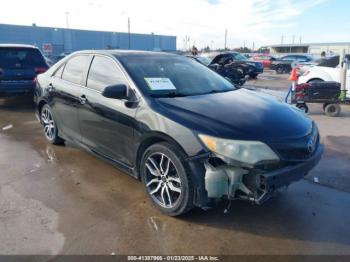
<box><xmin>0</xmin><ymin>0</ymin><xmax>328</xmax><ymax>49</ymax></box>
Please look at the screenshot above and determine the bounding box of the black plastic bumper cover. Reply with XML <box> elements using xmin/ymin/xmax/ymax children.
<box><xmin>0</xmin><ymin>81</ymin><xmax>35</xmax><ymax>96</ymax></box>
<box><xmin>258</xmin><ymin>144</ymin><xmax>324</xmax><ymax>202</ymax></box>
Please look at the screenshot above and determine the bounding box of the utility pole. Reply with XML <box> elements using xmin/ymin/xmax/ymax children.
<box><xmin>252</xmin><ymin>41</ymin><xmax>255</xmax><ymax>52</ymax></box>
<box><xmin>224</xmin><ymin>29</ymin><xmax>227</xmax><ymax>50</ymax></box>
<box><xmin>128</xmin><ymin>17</ymin><xmax>131</xmax><ymax>49</ymax></box>
<box><xmin>292</xmin><ymin>35</ymin><xmax>295</xmax><ymax>44</ymax></box>
<box><xmin>64</xmin><ymin>12</ymin><xmax>71</xmax><ymax>54</ymax></box>
<box><xmin>299</xmin><ymin>35</ymin><xmax>302</xmax><ymax>44</ymax></box>
<box><xmin>183</xmin><ymin>36</ymin><xmax>190</xmax><ymax>51</ymax></box>
<box><xmin>65</xmin><ymin>12</ymin><xmax>70</xmax><ymax>29</ymax></box>
<box><xmin>281</xmin><ymin>35</ymin><xmax>284</xmax><ymax>45</ymax></box>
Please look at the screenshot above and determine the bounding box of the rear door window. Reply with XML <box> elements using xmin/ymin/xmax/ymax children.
<box><xmin>62</xmin><ymin>55</ymin><xmax>90</xmax><ymax>85</ymax></box>
<box><xmin>87</xmin><ymin>56</ymin><xmax>127</xmax><ymax>92</ymax></box>
<box><xmin>296</xmin><ymin>56</ymin><xmax>310</xmax><ymax>62</ymax></box>
<box><xmin>282</xmin><ymin>55</ymin><xmax>295</xmax><ymax>61</ymax></box>
<box><xmin>0</xmin><ymin>47</ymin><xmax>47</xmax><ymax>68</ymax></box>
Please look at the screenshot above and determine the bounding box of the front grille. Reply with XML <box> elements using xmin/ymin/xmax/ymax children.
<box><xmin>277</xmin><ymin>147</ymin><xmax>314</xmax><ymax>161</ymax></box>
<box><xmin>273</xmin><ymin>127</ymin><xmax>320</xmax><ymax>162</ymax></box>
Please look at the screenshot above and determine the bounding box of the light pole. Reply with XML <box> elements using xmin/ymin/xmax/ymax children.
<box><xmin>224</xmin><ymin>29</ymin><xmax>227</xmax><ymax>50</ymax></box>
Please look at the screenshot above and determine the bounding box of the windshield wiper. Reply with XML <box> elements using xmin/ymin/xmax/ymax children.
<box><xmin>206</xmin><ymin>89</ymin><xmax>234</xmax><ymax>94</ymax></box>
<box><xmin>151</xmin><ymin>91</ymin><xmax>188</xmax><ymax>98</ymax></box>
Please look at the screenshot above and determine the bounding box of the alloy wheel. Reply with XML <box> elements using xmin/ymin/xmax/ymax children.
<box><xmin>41</xmin><ymin>107</ymin><xmax>56</xmax><ymax>141</ymax></box>
<box><xmin>144</xmin><ymin>152</ymin><xmax>182</xmax><ymax>209</ymax></box>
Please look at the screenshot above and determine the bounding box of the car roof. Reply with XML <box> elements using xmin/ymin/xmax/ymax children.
<box><xmin>72</xmin><ymin>49</ymin><xmax>178</xmax><ymax>58</ymax></box>
<box><xmin>282</xmin><ymin>54</ymin><xmax>312</xmax><ymax>57</ymax></box>
<box><xmin>0</xmin><ymin>43</ymin><xmax>39</xmax><ymax>49</ymax></box>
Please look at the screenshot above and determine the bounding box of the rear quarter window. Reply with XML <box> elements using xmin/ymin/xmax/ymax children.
<box><xmin>53</xmin><ymin>64</ymin><xmax>65</xmax><ymax>78</ymax></box>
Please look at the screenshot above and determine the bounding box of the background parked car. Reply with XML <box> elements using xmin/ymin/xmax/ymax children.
<box><xmin>270</xmin><ymin>54</ymin><xmax>314</xmax><ymax>74</ymax></box>
<box><xmin>298</xmin><ymin>57</ymin><xmax>326</xmax><ymax>74</ymax></box>
<box><xmin>204</xmin><ymin>52</ymin><xmax>264</xmax><ymax>78</ymax></box>
<box><xmin>250</xmin><ymin>54</ymin><xmax>276</xmax><ymax>68</ymax></box>
<box><xmin>298</xmin><ymin>54</ymin><xmax>350</xmax><ymax>98</ymax></box>
<box><xmin>0</xmin><ymin>44</ymin><xmax>49</xmax><ymax>97</ymax></box>
<box><xmin>188</xmin><ymin>55</ymin><xmax>246</xmax><ymax>86</ymax></box>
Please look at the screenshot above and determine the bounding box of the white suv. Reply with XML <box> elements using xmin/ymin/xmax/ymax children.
<box><xmin>298</xmin><ymin>55</ymin><xmax>350</xmax><ymax>98</ymax></box>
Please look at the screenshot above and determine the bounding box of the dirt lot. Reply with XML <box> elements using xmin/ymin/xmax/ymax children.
<box><xmin>0</xmin><ymin>73</ymin><xmax>350</xmax><ymax>255</ymax></box>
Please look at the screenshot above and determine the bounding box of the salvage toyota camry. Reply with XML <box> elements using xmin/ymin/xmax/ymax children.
<box><xmin>34</xmin><ymin>50</ymin><xmax>323</xmax><ymax>216</ymax></box>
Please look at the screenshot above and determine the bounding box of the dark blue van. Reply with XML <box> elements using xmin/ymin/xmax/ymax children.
<box><xmin>0</xmin><ymin>44</ymin><xmax>48</xmax><ymax>97</ymax></box>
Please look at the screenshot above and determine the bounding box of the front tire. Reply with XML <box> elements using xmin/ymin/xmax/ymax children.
<box><xmin>140</xmin><ymin>142</ymin><xmax>194</xmax><ymax>216</ymax></box>
<box><xmin>276</xmin><ymin>65</ymin><xmax>284</xmax><ymax>74</ymax></box>
<box><xmin>249</xmin><ymin>73</ymin><xmax>258</xmax><ymax>79</ymax></box>
<box><xmin>41</xmin><ymin>104</ymin><xmax>64</xmax><ymax>145</ymax></box>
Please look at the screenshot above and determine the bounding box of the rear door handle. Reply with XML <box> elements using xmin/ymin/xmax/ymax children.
<box><xmin>79</xmin><ymin>95</ymin><xmax>87</xmax><ymax>105</ymax></box>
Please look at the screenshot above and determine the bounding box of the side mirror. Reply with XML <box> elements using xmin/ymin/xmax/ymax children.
<box><xmin>102</xmin><ymin>84</ymin><xmax>128</xmax><ymax>99</ymax></box>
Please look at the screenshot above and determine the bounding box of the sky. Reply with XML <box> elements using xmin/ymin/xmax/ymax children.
<box><xmin>0</xmin><ymin>0</ymin><xmax>349</xmax><ymax>50</ymax></box>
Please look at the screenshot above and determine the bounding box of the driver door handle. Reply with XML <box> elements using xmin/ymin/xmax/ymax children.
<box><xmin>79</xmin><ymin>95</ymin><xmax>87</xmax><ymax>105</ymax></box>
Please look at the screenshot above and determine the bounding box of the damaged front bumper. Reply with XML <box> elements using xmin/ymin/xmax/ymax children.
<box><xmin>188</xmin><ymin>144</ymin><xmax>324</xmax><ymax>208</ymax></box>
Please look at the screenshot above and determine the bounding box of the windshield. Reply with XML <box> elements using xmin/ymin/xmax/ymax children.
<box><xmin>318</xmin><ymin>56</ymin><xmax>339</xmax><ymax>68</ymax></box>
<box><xmin>119</xmin><ymin>54</ymin><xmax>235</xmax><ymax>97</ymax></box>
<box><xmin>233</xmin><ymin>53</ymin><xmax>247</xmax><ymax>61</ymax></box>
<box><xmin>0</xmin><ymin>48</ymin><xmax>47</xmax><ymax>68</ymax></box>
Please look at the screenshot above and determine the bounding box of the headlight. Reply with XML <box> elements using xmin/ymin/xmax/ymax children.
<box><xmin>198</xmin><ymin>134</ymin><xmax>279</xmax><ymax>165</ymax></box>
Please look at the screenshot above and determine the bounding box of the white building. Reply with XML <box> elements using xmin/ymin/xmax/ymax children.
<box><xmin>264</xmin><ymin>42</ymin><xmax>350</xmax><ymax>56</ymax></box>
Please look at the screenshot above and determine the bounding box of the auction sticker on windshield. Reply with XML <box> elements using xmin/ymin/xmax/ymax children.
<box><xmin>145</xmin><ymin>78</ymin><xmax>176</xmax><ymax>90</ymax></box>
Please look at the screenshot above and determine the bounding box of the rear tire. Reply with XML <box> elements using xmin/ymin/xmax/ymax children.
<box><xmin>276</xmin><ymin>65</ymin><xmax>288</xmax><ymax>74</ymax></box>
<box><xmin>41</xmin><ymin>104</ymin><xmax>64</xmax><ymax>145</ymax></box>
<box><xmin>308</xmin><ymin>79</ymin><xmax>324</xmax><ymax>84</ymax></box>
<box><xmin>324</xmin><ymin>104</ymin><xmax>341</xmax><ymax>117</ymax></box>
<box><xmin>140</xmin><ymin>142</ymin><xmax>194</xmax><ymax>216</ymax></box>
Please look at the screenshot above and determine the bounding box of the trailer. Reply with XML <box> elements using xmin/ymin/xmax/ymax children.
<box><xmin>286</xmin><ymin>81</ymin><xmax>350</xmax><ymax>117</ymax></box>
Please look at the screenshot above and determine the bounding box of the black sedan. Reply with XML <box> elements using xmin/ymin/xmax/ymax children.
<box><xmin>270</xmin><ymin>54</ymin><xmax>314</xmax><ymax>74</ymax></box>
<box><xmin>35</xmin><ymin>50</ymin><xmax>323</xmax><ymax>216</ymax></box>
<box><xmin>209</xmin><ymin>52</ymin><xmax>264</xmax><ymax>78</ymax></box>
<box><xmin>187</xmin><ymin>55</ymin><xmax>246</xmax><ymax>86</ymax></box>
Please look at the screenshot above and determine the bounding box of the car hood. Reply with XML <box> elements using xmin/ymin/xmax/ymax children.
<box><xmin>155</xmin><ymin>88</ymin><xmax>312</xmax><ymax>142</ymax></box>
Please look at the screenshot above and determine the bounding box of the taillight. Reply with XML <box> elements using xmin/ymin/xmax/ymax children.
<box><xmin>303</xmin><ymin>70</ymin><xmax>310</xmax><ymax>76</ymax></box>
<box><xmin>35</xmin><ymin>67</ymin><xmax>48</xmax><ymax>74</ymax></box>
